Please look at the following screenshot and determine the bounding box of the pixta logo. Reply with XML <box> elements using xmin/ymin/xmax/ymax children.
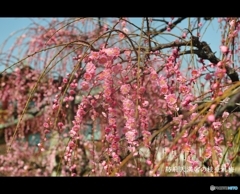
<box><xmin>210</xmin><ymin>185</ymin><xmax>238</xmax><ymax>191</ymax></box>
<box><xmin>210</xmin><ymin>185</ymin><xmax>215</xmax><ymax>191</ymax></box>
<box><xmin>228</xmin><ymin>186</ymin><xmax>238</xmax><ymax>190</ymax></box>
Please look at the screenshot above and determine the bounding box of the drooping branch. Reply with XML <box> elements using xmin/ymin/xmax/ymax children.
<box><xmin>0</xmin><ymin>105</ymin><xmax>48</xmax><ymax>130</ymax></box>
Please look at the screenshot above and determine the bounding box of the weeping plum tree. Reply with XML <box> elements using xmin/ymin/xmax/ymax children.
<box><xmin>0</xmin><ymin>17</ymin><xmax>240</xmax><ymax>176</ymax></box>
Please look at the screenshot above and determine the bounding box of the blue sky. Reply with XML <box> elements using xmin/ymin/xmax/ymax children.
<box><xmin>130</xmin><ymin>18</ymin><xmax>222</xmax><ymax>56</ymax></box>
<box><xmin>0</xmin><ymin>18</ymin><xmax>222</xmax><ymax>71</ymax></box>
<box><xmin>0</xmin><ymin>18</ymin><xmax>52</xmax><ymax>53</ymax></box>
<box><xmin>0</xmin><ymin>18</ymin><xmax>33</xmax><ymax>49</ymax></box>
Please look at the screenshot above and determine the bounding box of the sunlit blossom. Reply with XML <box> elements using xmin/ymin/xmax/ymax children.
<box><xmin>120</xmin><ymin>84</ymin><xmax>131</xmax><ymax>95</ymax></box>
<box><xmin>165</xmin><ymin>94</ymin><xmax>177</xmax><ymax>105</ymax></box>
<box><xmin>220</xmin><ymin>45</ymin><xmax>229</xmax><ymax>54</ymax></box>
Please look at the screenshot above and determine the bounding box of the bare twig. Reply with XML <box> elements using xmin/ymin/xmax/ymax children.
<box><xmin>150</xmin><ymin>17</ymin><xmax>187</xmax><ymax>38</ymax></box>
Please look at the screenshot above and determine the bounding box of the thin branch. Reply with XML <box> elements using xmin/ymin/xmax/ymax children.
<box><xmin>146</xmin><ymin>17</ymin><xmax>152</xmax><ymax>52</ymax></box>
<box><xmin>146</xmin><ymin>34</ymin><xmax>239</xmax><ymax>83</ymax></box>
<box><xmin>151</xmin><ymin>18</ymin><xmax>169</xmax><ymax>25</ymax></box>
<box><xmin>151</xmin><ymin>17</ymin><xmax>187</xmax><ymax>38</ymax></box>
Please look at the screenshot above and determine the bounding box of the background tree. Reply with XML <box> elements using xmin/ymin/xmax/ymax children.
<box><xmin>0</xmin><ymin>17</ymin><xmax>240</xmax><ymax>176</ymax></box>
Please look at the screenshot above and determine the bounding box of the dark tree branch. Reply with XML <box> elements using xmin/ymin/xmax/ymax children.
<box><xmin>148</xmin><ymin>34</ymin><xmax>239</xmax><ymax>83</ymax></box>
<box><xmin>151</xmin><ymin>40</ymin><xmax>190</xmax><ymax>51</ymax></box>
<box><xmin>146</xmin><ymin>17</ymin><xmax>152</xmax><ymax>53</ymax></box>
<box><xmin>151</xmin><ymin>18</ymin><xmax>169</xmax><ymax>25</ymax></box>
<box><xmin>147</xmin><ymin>33</ymin><xmax>240</xmax><ymax>119</ymax></box>
<box><xmin>204</xmin><ymin>17</ymin><xmax>212</xmax><ymax>21</ymax></box>
<box><xmin>151</xmin><ymin>17</ymin><xmax>187</xmax><ymax>38</ymax></box>
<box><xmin>179</xmin><ymin>49</ymin><xmax>239</xmax><ymax>83</ymax></box>
<box><xmin>214</xmin><ymin>87</ymin><xmax>240</xmax><ymax>119</ymax></box>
